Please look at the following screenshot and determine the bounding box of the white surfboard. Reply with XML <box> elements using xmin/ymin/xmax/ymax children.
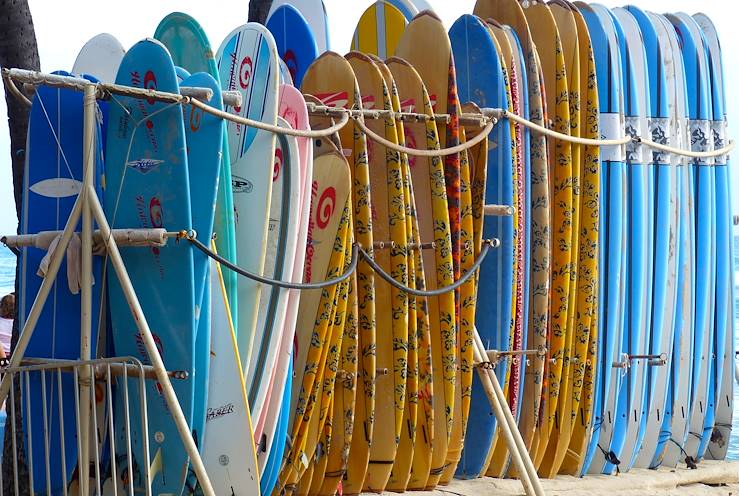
<box><xmin>201</xmin><ymin>255</ymin><xmax>260</xmax><ymax>495</ymax></box>
<box><xmin>72</xmin><ymin>33</ymin><xmax>125</xmax><ymax>82</ymax></box>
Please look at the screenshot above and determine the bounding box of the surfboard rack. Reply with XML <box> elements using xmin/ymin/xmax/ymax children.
<box><xmin>0</xmin><ymin>356</ymin><xmax>163</xmax><ymax>496</ymax></box>
<box><xmin>305</xmin><ymin>100</ymin><xmax>491</xmax><ymax>127</ymax></box>
<box><xmin>612</xmin><ymin>353</ymin><xmax>668</xmax><ymax>369</ymax></box>
<box><xmin>0</xmin><ymin>70</ymin><xmax>218</xmax><ymax>496</ymax></box>
<box><xmin>16</xmin><ymin>358</ymin><xmax>190</xmax><ymax>381</ymax></box>
<box><xmin>2</xmin><ymin>228</ymin><xmax>190</xmax><ymax>250</ymax></box>
<box><xmin>483</xmin><ymin>348</ymin><xmax>546</xmax><ymax>366</ymax></box>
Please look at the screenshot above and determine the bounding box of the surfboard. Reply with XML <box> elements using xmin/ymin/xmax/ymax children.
<box><xmin>267</xmin><ymin>0</ymin><xmax>330</xmax><ymax>54</ymax></box>
<box><xmin>480</xmin><ymin>19</ymin><xmax>522</xmax><ymax>479</ymax></box>
<box><xmin>595</xmin><ymin>8</ymin><xmax>650</xmax><ymax>475</ymax></box>
<box><xmin>372</xmin><ymin>55</ymin><xmax>430</xmax><ymax>493</ymax></box>
<box><xmin>560</xmin><ymin>1</ymin><xmax>602</xmax><ymax>475</ymax></box>
<box><xmin>103</xmin><ymin>39</ymin><xmax>193</xmax><ymax>494</ymax></box>
<box><xmin>72</xmin><ymin>33</ymin><xmax>125</xmax><ymax>83</ymax></box>
<box><xmin>260</xmin><ymin>357</ymin><xmax>292</xmax><ymax>496</ymax></box>
<box><xmin>521</xmin><ymin>0</ymin><xmax>575</xmax><ymax>471</ymax></box>
<box><xmin>254</xmin><ymin>85</ymin><xmax>313</xmax><ymax>467</ymax></box>
<box><xmin>621</xmin><ymin>7</ymin><xmax>678</xmax><ymax>470</ymax></box>
<box><xmin>179</xmin><ymin>72</ymin><xmax>223</xmax><ymax>482</ymax></box>
<box><xmin>293</xmin><ymin>205</ymin><xmax>352</xmax><ymax>494</ymax></box>
<box><xmin>576</xmin><ymin>3</ymin><xmax>627</xmax><ymax>476</ymax></box>
<box><xmin>301</xmin><ymin>51</ymin><xmax>376</xmax><ymax>495</ymax></box>
<box><xmin>345</xmin><ymin>51</ymin><xmax>409</xmax><ymax>494</ymax></box>
<box><xmin>154</xmin><ymin>12</ymin><xmax>239</xmax><ymax>335</ymax></box>
<box><xmin>278</xmin><ymin>200</ymin><xmax>350</xmax><ymax>493</ymax></box>
<box><xmin>649</xmin><ymin>12</ymin><xmax>695</xmax><ymax>469</ymax></box>
<box><xmin>266</xmin><ymin>4</ymin><xmax>319</xmax><ymax>89</ymax></box>
<box><xmin>449</xmin><ymin>15</ymin><xmax>512</xmax><ymax>479</ymax></box>
<box><xmin>386</xmin><ymin>55</ymin><xmax>452</xmax><ymax>491</ymax></box>
<box><xmin>20</xmin><ymin>71</ymin><xmax>105</xmax><ymax>494</ymax></box>
<box><xmin>694</xmin><ymin>11</ymin><xmax>735</xmax><ymax>462</ymax></box>
<box><xmin>216</xmin><ymin>24</ymin><xmax>279</xmax><ymax>376</ymax></box>
<box><xmin>351</xmin><ymin>1</ymin><xmax>407</xmax><ymax>60</ymax></box>
<box><xmin>472</xmin><ymin>0</ymin><xmax>551</xmax><ymax>460</ymax></box>
<box><xmin>248</xmin><ymin>114</ymin><xmax>301</xmax><ymax>434</ymax></box>
<box><xmin>386</xmin><ymin>0</ymin><xmax>434</xmax><ymax>20</ymax></box>
<box><xmin>666</xmin><ymin>12</ymin><xmax>716</xmax><ymax>465</ymax></box>
<box><xmin>676</xmin><ymin>11</ymin><xmax>724</xmax><ymax>463</ymax></box>
<box><xmin>201</xmin><ymin>253</ymin><xmax>260</xmax><ymax>495</ymax></box>
<box><xmin>396</xmin><ymin>11</ymin><xmax>463</xmax><ymax>488</ymax></box>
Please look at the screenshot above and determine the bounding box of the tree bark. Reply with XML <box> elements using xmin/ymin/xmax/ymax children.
<box><xmin>0</xmin><ymin>1</ymin><xmax>39</xmax><ymax>493</ymax></box>
<box><xmin>248</xmin><ymin>0</ymin><xmax>274</xmax><ymax>24</ymax></box>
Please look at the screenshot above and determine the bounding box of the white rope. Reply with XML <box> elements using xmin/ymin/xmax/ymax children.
<box><xmin>636</xmin><ymin>137</ymin><xmax>736</xmax><ymax>159</ymax></box>
<box><xmin>187</xmin><ymin>97</ymin><xmax>349</xmax><ymax>138</ymax></box>
<box><xmin>354</xmin><ymin>114</ymin><xmax>496</xmax><ymax>157</ymax></box>
<box><xmin>502</xmin><ymin>109</ymin><xmax>632</xmax><ymax>146</ymax></box>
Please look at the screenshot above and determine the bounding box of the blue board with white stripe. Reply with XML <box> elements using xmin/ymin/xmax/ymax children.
<box><xmin>21</xmin><ymin>71</ymin><xmax>104</xmax><ymax>494</ymax></box>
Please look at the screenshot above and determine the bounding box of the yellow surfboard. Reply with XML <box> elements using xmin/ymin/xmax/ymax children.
<box><xmin>346</xmin><ymin>51</ymin><xmax>409</xmax><ymax>494</ymax></box>
<box><xmin>396</xmin><ymin>11</ymin><xmax>465</xmax><ymax>487</ymax></box>
<box><xmin>537</xmin><ymin>0</ymin><xmax>584</xmax><ymax>477</ymax></box>
<box><xmin>560</xmin><ymin>0</ymin><xmax>600</xmax><ymax>475</ymax></box>
<box><xmin>522</xmin><ymin>0</ymin><xmax>575</xmax><ymax>472</ymax></box>
<box><xmin>351</xmin><ymin>0</ymin><xmax>407</xmax><ymax>60</ymax></box>
<box><xmin>302</xmin><ymin>52</ymin><xmax>377</xmax><ymax>496</ymax></box>
<box><xmin>386</xmin><ymin>56</ymin><xmax>450</xmax><ymax>491</ymax></box>
<box><xmin>370</xmin><ymin>54</ymin><xmax>429</xmax><ymax>494</ymax></box>
<box><xmin>386</xmin><ymin>55</ymin><xmax>455</xmax><ymax>490</ymax></box>
<box><xmin>473</xmin><ymin>0</ymin><xmax>552</xmax><ymax>462</ymax></box>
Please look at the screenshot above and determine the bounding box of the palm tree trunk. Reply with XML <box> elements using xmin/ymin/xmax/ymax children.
<box><xmin>0</xmin><ymin>1</ymin><xmax>39</xmax><ymax>493</ymax></box>
<box><xmin>248</xmin><ymin>0</ymin><xmax>274</xmax><ymax>24</ymax></box>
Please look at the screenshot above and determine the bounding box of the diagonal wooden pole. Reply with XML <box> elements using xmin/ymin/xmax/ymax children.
<box><xmin>87</xmin><ymin>188</ymin><xmax>215</xmax><ymax>496</ymax></box>
<box><xmin>472</xmin><ymin>328</ymin><xmax>545</xmax><ymax>496</ymax></box>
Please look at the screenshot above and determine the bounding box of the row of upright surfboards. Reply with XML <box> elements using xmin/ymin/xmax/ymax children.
<box><xmin>15</xmin><ymin>0</ymin><xmax>734</xmax><ymax>495</ymax></box>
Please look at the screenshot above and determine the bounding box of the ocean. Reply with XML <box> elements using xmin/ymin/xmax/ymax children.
<box><xmin>0</xmin><ymin>244</ymin><xmax>738</xmax><ymax>460</ymax></box>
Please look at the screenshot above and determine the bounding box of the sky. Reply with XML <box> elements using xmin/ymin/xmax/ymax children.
<box><xmin>1</xmin><ymin>0</ymin><xmax>738</xmax><ymax>236</ymax></box>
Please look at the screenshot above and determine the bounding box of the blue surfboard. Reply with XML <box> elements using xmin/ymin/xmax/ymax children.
<box><xmin>694</xmin><ymin>11</ymin><xmax>735</xmax><ymax>461</ymax></box>
<box><xmin>260</xmin><ymin>355</ymin><xmax>292</xmax><ymax>495</ymax></box>
<box><xmin>266</xmin><ymin>4</ymin><xmax>319</xmax><ymax>88</ymax></box>
<box><xmin>20</xmin><ymin>71</ymin><xmax>104</xmax><ymax>494</ymax></box>
<box><xmin>605</xmin><ymin>7</ymin><xmax>651</xmax><ymax>474</ymax></box>
<box><xmin>449</xmin><ymin>14</ymin><xmax>514</xmax><ymax>479</ymax></box>
<box><xmin>625</xmin><ymin>5</ymin><xmax>680</xmax><ymax>469</ymax></box>
<box><xmin>667</xmin><ymin>12</ymin><xmax>717</xmax><ymax>464</ymax></box>
<box><xmin>576</xmin><ymin>3</ymin><xmax>627</xmax><ymax>475</ymax></box>
<box><xmin>105</xmin><ymin>39</ymin><xmax>194</xmax><ymax>495</ymax></box>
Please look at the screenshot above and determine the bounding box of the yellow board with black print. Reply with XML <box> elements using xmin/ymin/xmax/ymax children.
<box><xmin>522</xmin><ymin>0</ymin><xmax>575</xmax><ymax>471</ymax></box>
<box><xmin>302</xmin><ymin>52</ymin><xmax>377</xmax><ymax>496</ymax></box>
<box><xmin>386</xmin><ymin>55</ymin><xmax>455</xmax><ymax>491</ymax></box>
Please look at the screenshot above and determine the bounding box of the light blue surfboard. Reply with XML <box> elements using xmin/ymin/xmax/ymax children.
<box><xmin>626</xmin><ymin>5</ymin><xmax>680</xmax><ymax>469</ymax></box>
<box><xmin>649</xmin><ymin>12</ymin><xmax>695</xmax><ymax>469</ymax></box>
<box><xmin>576</xmin><ymin>2</ymin><xmax>627</xmax><ymax>475</ymax></box>
<box><xmin>154</xmin><ymin>12</ymin><xmax>239</xmax><ymax>333</ymax></box>
<box><xmin>449</xmin><ymin>14</ymin><xmax>514</xmax><ymax>479</ymax></box>
<box><xmin>667</xmin><ymin>12</ymin><xmax>717</xmax><ymax>464</ymax></box>
<box><xmin>20</xmin><ymin>71</ymin><xmax>104</xmax><ymax>494</ymax></box>
<box><xmin>266</xmin><ymin>4</ymin><xmax>319</xmax><ymax>88</ymax></box>
<box><xmin>607</xmin><ymin>7</ymin><xmax>652</xmax><ymax>474</ymax></box>
<box><xmin>180</xmin><ymin>71</ymin><xmax>224</xmax><ymax>481</ymax></box>
<box><xmin>694</xmin><ymin>11</ymin><xmax>735</xmax><ymax>461</ymax></box>
<box><xmin>105</xmin><ymin>38</ymin><xmax>194</xmax><ymax>495</ymax></box>
<box><xmin>260</xmin><ymin>355</ymin><xmax>292</xmax><ymax>495</ymax></box>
